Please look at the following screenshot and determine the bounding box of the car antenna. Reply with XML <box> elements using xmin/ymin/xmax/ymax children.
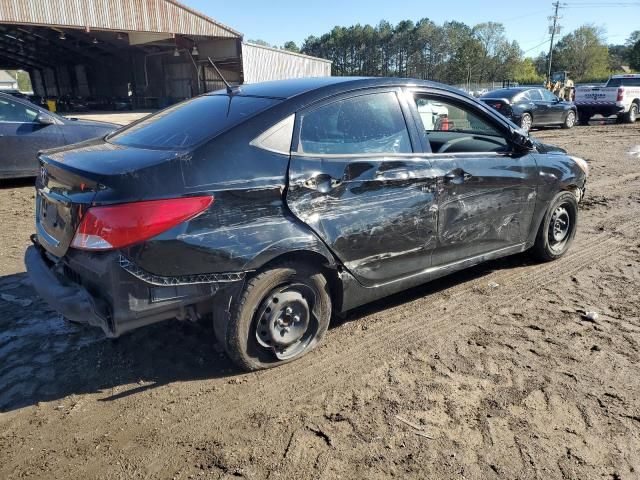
<box><xmin>208</xmin><ymin>57</ymin><xmax>240</xmax><ymax>95</ymax></box>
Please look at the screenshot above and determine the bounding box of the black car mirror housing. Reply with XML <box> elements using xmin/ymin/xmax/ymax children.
<box><xmin>510</xmin><ymin>127</ymin><xmax>535</xmax><ymax>152</ymax></box>
<box><xmin>36</xmin><ymin>113</ymin><xmax>56</xmax><ymax>125</ymax></box>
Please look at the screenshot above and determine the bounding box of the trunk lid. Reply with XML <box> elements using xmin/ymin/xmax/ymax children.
<box><xmin>480</xmin><ymin>98</ymin><xmax>513</xmax><ymax>117</ymax></box>
<box><xmin>35</xmin><ymin>138</ymin><xmax>186</xmax><ymax>258</ymax></box>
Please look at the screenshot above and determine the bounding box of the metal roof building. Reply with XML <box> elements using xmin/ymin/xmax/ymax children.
<box><xmin>0</xmin><ymin>0</ymin><xmax>330</xmax><ymax>108</ymax></box>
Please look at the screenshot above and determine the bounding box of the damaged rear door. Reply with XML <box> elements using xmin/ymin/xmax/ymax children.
<box><xmin>409</xmin><ymin>91</ymin><xmax>538</xmax><ymax>266</ymax></box>
<box><xmin>286</xmin><ymin>89</ymin><xmax>438</xmax><ymax>286</ymax></box>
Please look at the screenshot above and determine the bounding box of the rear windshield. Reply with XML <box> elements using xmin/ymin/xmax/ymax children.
<box><xmin>606</xmin><ymin>78</ymin><xmax>640</xmax><ymax>87</ymax></box>
<box><xmin>480</xmin><ymin>89</ymin><xmax>523</xmax><ymax>100</ymax></box>
<box><xmin>108</xmin><ymin>94</ymin><xmax>280</xmax><ymax>149</ymax></box>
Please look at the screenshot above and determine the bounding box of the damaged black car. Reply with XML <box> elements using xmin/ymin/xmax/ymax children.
<box><xmin>26</xmin><ymin>77</ymin><xmax>589</xmax><ymax>371</ymax></box>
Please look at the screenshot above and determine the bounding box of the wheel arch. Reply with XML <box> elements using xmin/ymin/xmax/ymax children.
<box><xmin>248</xmin><ymin>249</ymin><xmax>344</xmax><ymax>315</ymax></box>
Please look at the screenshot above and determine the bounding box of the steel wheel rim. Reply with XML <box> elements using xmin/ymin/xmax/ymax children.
<box><xmin>566</xmin><ymin>111</ymin><xmax>575</xmax><ymax>127</ymax></box>
<box><xmin>548</xmin><ymin>204</ymin><xmax>571</xmax><ymax>252</ymax></box>
<box><xmin>255</xmin><ymin>283</ymin><xmax>318</xmax><ymax>361</ymax></box>
<box><xmin>631</xmin><ymin>105</ymin><xmax>638</xmax><ymax>122</ymax></box>
<box><xmin>521</xmin><ymin>115</ymin><xmax>532</xmax><ymax>132</ymax></box>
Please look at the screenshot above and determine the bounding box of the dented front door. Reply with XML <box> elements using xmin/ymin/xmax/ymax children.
<box><xmin>430</xmin><ymin>152</ymin><xmax>538</xmax><ymax>266</ymax></box>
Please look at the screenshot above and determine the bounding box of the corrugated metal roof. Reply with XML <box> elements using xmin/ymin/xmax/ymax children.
<box><xmin>242</xmin><ymin>43</ymin><xmax>331</xmax><ymax>84</ymax></box>
<box><xmin>0</xmin><ymin>0</ymin><xmax>241</xmax><ymax>38</ymax></box>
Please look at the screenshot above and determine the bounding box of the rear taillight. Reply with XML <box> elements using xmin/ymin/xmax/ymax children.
<box><xmin>71</xmin><ymin>196</ymin><xmax>214</xmax><ymax>251</ymax></box>
<box><xmin>617</xmin><ymin>88</ymin><xmax>625</xmax><ymax>102</ymax></box>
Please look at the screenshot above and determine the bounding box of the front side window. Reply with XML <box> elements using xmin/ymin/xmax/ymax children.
<box><xmin>0</xmin><ymin>98</ymin><xmax>38</xmax><ymax>123</ymax></box>
<box><xmin>299</xmin><ymin>92</ymin><xmax>412</xmax><ymax>155</ymax></box>
<box><xmin>528</xmin><ymin>89</ymin><xmax>543</xmax><ymax>101</ymax></box>
<box><xmin>540</xmin><ymin>89</ymin><xmax>558</xmax><ymax>102</ymax></box>
<box><xmin>413</xmin><ymin>95</ymin><xmax>508</xmax><ymax>154</ymax></box>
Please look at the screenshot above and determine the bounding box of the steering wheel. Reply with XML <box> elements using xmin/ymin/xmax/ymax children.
<box><xmin>436</xmin><ymin>136</ymin><xmax>473</xmax><ymax>153</ymax></box>
<box><xmin>436</xmin><ymin>135</ymin><xmax>506</xmax><ymax>154</ymax></box>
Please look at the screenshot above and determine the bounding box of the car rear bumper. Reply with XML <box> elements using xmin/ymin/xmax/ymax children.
<box><xmin>575</xmin><ymin>103</ymin><xmax>625</xmax><ymax>116</ymax></box>
<box><xmin>25</xmin><ymin>242</ymin><xmax>245</xmax><ymax>337</ymax></box>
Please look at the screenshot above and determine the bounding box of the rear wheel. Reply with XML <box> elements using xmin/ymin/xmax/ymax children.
<box><xmin>562</xmin><ymin>110</ymin><xmax>576</xmax><ymax>129</ymax></box>
<box><xmin>224</xmin><ymin>262</ymin><xmax>331</xmax><ymax>371</ymax></box>
<box><xmin>624</xmin><ymin>103</ymin><xmax>638</xmax><ymax>123</ymax></box>
<box><xmin>519</xmin><ymin>113</ymin><xmax>533</xmax><ymax>133</ymax></box>
<box><xmin>531</xmin><ymin>191</ymin><xmax>578</xmax><ymax>262</ymax></box>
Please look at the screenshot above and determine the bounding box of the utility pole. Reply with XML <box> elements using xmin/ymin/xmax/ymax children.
<box><xmin>546</xmin><ymin>1</ymin><xmax>562</xmax><ymax>83</ymax></box>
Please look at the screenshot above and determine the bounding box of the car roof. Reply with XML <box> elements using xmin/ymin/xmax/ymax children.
<box><xmin>482</xmin><ymin>86</ymin><xmax>541</xmax><ymax>98</ymax></box>
<box><xmin>211</xmin><ymin>76</ymin><xmax>460</xmax><ymax>100</ymax></box>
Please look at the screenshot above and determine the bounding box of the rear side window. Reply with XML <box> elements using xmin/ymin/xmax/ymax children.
<box><xmin>108</xmin><ymin>95</ymin><xmax>279</xmax><ymax>149</ymax></box>
<box><xmin>607</xmin><ymin>78</ymin><xmax>640</xmax><ymax>87</ymax></box>
<box><xmin>299</xmin><ymin>92</ymin><xmax>412</xmax><ymax>155</ymax></box>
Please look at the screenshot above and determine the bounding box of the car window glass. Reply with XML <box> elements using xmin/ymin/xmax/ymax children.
<box><xmin>299</xmin><ymin>92</ymin><xmax>412</xmax><ymax>155</ymax></box>
<box><xmin>0</xmin><ymin>98</ymin><xmax>38</xmax><ymax>122</ymax></box>
<box><xmin>413</xmin><ymin>95</ymin><xmax>508</xmax><ymax>154</ymax></box>
<box><xmin>515</xmin><ymin>91</ymin><xmax>531</xmax><ymax>102</ymax></box>
<box><xmin>415</xmin><ymin>97</ymin><xmax>501</xmax><ymax>136</ymax></box>
<box><xmin>528</xmin><ymin>90</ymin><xmax>543</xmax><ymax>101</ymax></box>
<box><xmin>109</xmin><ymin>95</ymin><xmax>280</xmax><ymax>150</ymax></box>
<box><xmin>607</xmin><ymin>78</ymin><xmax>640</xmax><ymax>87</ymax></box>
<box><xmin>540</xmin><ymin>89</ymin><xmax>558</xmax><ymax>101</ymax></box>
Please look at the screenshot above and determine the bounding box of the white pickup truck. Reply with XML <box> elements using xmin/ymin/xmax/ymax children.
<box><xmin>574</xmin><ymin>74</ymin><xmax>640</xmax><ymax>124</ymax></box>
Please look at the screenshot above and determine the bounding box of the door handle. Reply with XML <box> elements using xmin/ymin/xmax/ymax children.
<box><xmin>443</xmin><ymin>169</ymin><xmax>472</xmax><ymax>184</ymax></box>
<box><xmin>375</xmin><ymin>167</ymin><xmax>411</xmax><ymax>180</ymax></box>
<box><xmin>302</xmin><ymin>173</ymin><xmax>342</xmax><ymax>193</ymax></box>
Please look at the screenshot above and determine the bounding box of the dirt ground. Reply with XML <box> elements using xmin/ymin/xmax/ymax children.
<box><xmin>1</xmin><ymin>120</ymin><xmax>639</xmax><ymax>479</ymax></box>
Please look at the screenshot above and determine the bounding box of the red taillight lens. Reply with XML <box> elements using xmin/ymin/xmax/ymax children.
<box><xmin>71</xmin><ymin>196</ymin><xmax>214</xmax><ymax>251</ymax></box>
<box><xmin>617</xmin><ymin>88</ymin><xmax>625</xmax><ymax>102</ymax></box>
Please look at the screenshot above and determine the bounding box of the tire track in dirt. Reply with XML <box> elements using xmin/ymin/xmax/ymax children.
<box><xmin>254</xmin><ymin>220</ymin><xmax>635</xmax><ymax>412</ymax></box>
<box><xmin>169</xmin><ymin>213</ymin><xmax>640</xmax><ymax>428</ymax></box>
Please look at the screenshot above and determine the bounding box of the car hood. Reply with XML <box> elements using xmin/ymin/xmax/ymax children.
<box><xmin>532</xmin><ymin>139</ymin><xmax>567</xmax><ymax>154</ymax></box>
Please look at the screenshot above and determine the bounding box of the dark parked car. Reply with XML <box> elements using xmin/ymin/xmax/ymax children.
<box><xmin>480</xmin><ymin>87</ymin><xmax>577</xmax><ymax>132</ymax></box>
<box><xmin>25</xmin><ymin>77</ymin><xmax>589</xmax><ymax>371</ymax></box>
<box><xmin>0</xmin><ymin>92</ymin><xmax>118</xmax><ymax>179</ymax></box>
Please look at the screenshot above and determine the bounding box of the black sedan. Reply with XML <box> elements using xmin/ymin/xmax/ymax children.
<box><xmin>25</xmin><ymin>77</ymin><xmax>588</xmax><ymax>371</ymax></box>
<box><xmin>0</xmin><ymin>92</ymin><xmax>118</xmax><ymax>179</ymax></box>
<box><xmin>480</xmin><ymin>87</ymin><xmax>577</xmax><ymax>132</ymax></box>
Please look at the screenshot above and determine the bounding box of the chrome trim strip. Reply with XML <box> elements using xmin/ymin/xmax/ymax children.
<box><xmin>119</xmin><ymin>256</ymin><xmax>246</xmax><ymax>286</ymax></box>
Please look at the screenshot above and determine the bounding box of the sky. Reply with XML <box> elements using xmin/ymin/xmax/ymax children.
<box><xmin>185</xmin><ymin>0</ymin><xmax>639</xmax><ymax>57</ymax></box>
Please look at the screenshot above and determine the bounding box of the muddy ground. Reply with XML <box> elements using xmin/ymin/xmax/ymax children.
<box><xmin>1</xmin><ymin>121</ymin><xmax>639</xmax><ymax>479</ymax></box>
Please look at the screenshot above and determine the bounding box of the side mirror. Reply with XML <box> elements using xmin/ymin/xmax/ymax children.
<box><xmin>36</xmin><ymin>113</ymin><xmax>55</xmax><ymax>125</ymax></box>
<box><xmin>510</xmin><ymin>127</ymin><xmax>535</xmax><ymax>151</ymax></box>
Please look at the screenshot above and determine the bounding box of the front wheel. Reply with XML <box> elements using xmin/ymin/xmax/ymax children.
<box><xmin>223</xmin><ymin>262</ymin><xmax>332</xmax><ymax>371</ymax></box>
<box><xmin>562</xmin><ymin>110</ymin><xmax>576</xmax><ymax>129</ymax></box>
<box><xmin>531</xmin><ymin>191</ymin><xmax>579</xmax><ymax>262</ymax></box>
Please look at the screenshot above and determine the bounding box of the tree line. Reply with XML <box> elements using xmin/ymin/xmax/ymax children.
<box><xmin>261</xmin><ymin>19</ymin><xmax>640</xmax><ymax>85</ymax></box>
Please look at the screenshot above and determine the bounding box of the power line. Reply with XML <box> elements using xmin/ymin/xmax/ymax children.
<box><xmin>547</xmin><ymin>1</ymin><xmax>563</xmax><ymax>81</ymax></box>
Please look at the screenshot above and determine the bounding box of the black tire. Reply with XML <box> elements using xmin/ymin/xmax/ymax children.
<box><xmin>224</xmin><ymin>262</ymin><xmax>331</xmax><ymax>371</ymax></box>
<box><xmin>578</xmin><ymin>112</ymin><xmax>591</xmax><ymax>126</ymax></box>
<box><xmin>531</xmin><ymin>191</ymin><xmax>579</xmax><ymax>262</ymax></box>
<box><xmin>562</xmin><ymin>110</ymin><xmax>576</xmax><ymax>129</ymax></box>
<box><xmin>624</xmin><ymin>102</ymin><xmax>638</xmax><ymax>124</ymax></box>
<box><xmin>519</xmin><ymin>112</ymin><xmax>533</xmax><ymax>133</ymax></box>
